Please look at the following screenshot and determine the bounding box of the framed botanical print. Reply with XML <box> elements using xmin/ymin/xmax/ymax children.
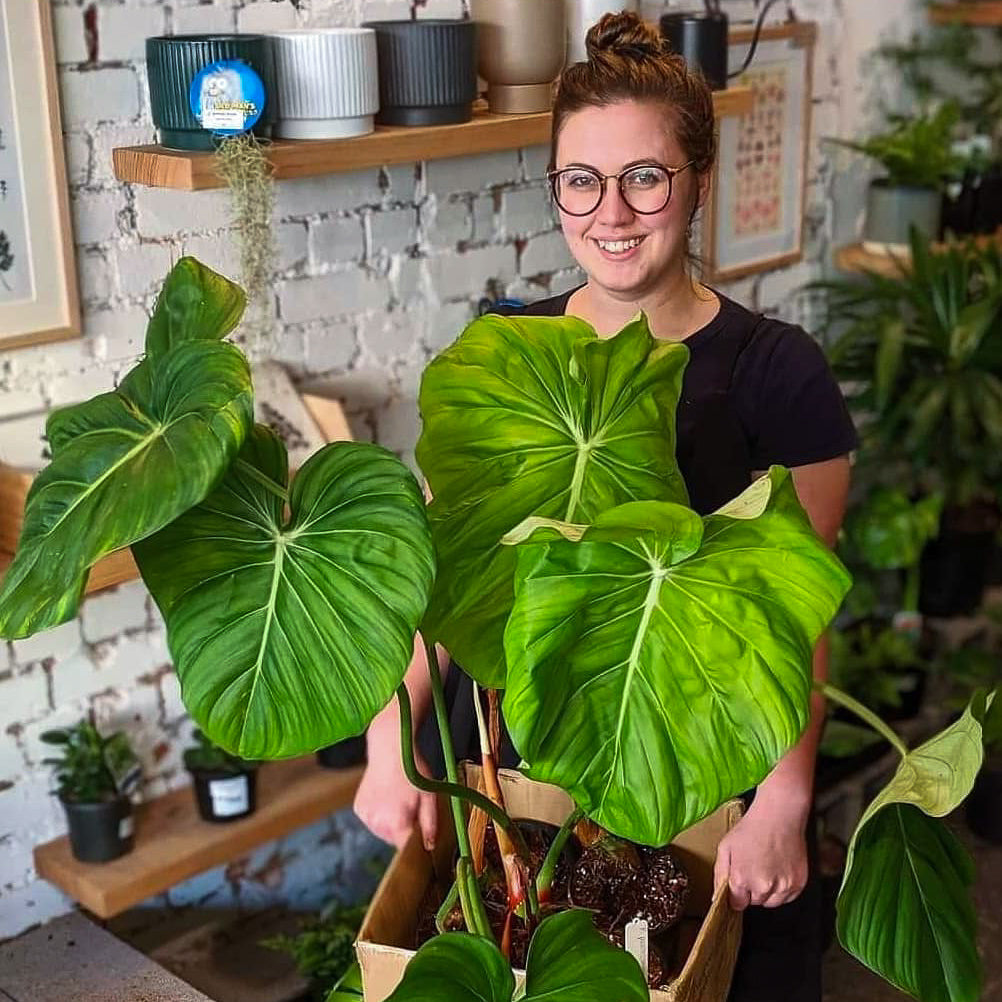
<box><xmin>703</xmin><ymin>22</ymin><xmax>816</xmax><ymax>284</ymax></box>
<box><xmin>0</xmin><ymin>0</ymin><xmax>80</xmax><ymax>348</ymax></box>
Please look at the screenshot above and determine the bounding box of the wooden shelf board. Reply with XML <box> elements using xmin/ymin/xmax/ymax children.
<box><xmin>113</xmin><ymin>88</ymin><xmax>754</xmax><ymax>191</ymax></box>
<box><xmin>34</xmin><ymin>757</ymin><xmax>362</xmax><ymax>918</ymax></box>
<box><xmin>835</xmin><ymin>230</ymin><xmax>1002</xmax><ymax>276</ymax></box>
<box><xmin>0</xmin><ymin>547</ymin><xmax>139</xmax><ymax>597</ymax></box>
<box><xmin>930</xmin><ymin>2</ymin><xmax>1002</xmax><ymax>24</ymax></box>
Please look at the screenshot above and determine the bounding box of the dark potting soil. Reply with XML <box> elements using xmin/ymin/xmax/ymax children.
<box><xmin>413</xmin><ymin>818</ymin><xmax>690</xmax><ymax>988</ymax></box>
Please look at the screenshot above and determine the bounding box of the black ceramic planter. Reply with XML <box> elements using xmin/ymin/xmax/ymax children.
<box><xmin>659</xmin><ymin>12</ymin><xmax>728</xmax><ymax>90</ymax></box>
<box><xmin>966</xmin><ymin>764</ymin><xmax>1002</xmax><ymax>843</ymax></box>
<box><xmin>146</xmin><ymin>34</ymin><xmax>277</xmax><ymax>151</ymax></box>
<box><xmin>61</xmin><ymin>795</ymin><xmax>134</xmax><ymax>863</ymax></box>
<box><xmin>189</xmin><ymin>767</ymin><xmax>257</xmax><ymax>823</ymax></box>
<box><xmin>316</xmin><ymin>734</ymin><xmax>367</xmax><ymax>769</ymax></box>
<box><xmin>361</xmin><ymin>20</ymin><xmax>477</xmax><ymax>126</ymax></box>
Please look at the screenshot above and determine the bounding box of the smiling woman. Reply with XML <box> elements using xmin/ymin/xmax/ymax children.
<box><xmin>352</xmin><ymin>12</ymin><xmax>857</xmax><ymax>1002</ymax></box>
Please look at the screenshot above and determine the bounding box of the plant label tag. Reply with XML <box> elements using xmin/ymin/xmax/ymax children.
<box><xmin>189</xmin><ymin>59</ymin><xmax>266</xmax><ymax>136</ymax></box>
<box><xmin>624</xmin><ymin>918</ymin><xmax>649</xmax><ymax>977</ymax></box>
<box><xmin>118</xmin><ymin>815</ymin><xmax>134</xmax><ymax>839</ymax></box>
<box><xmin>209</xmin><ymin>775</ymin><xmax>249</xmax><ymax>817</ymax></box>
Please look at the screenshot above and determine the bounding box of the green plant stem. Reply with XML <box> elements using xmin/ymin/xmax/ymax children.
<box><xmin>235</xmin><ymin>459</ymin><xmax>288</xmax><ymax>502</ymax></box>
<box><xmin>396</xmin><ymin>678</ymin><xmax>491</xmax><ymax>938</ymax></box>
<box><xmin>818</xmin><ymin>682</ymin><xmax>909</xmax><ymax>758</ymax></box>
<box><xmin>434</xmin><ymin>877</ymin><xmax>460</xmax><ymax>934</ymax></box>
<box><xmin>536</xmin><ymin>807</ymin><xmax>584</xmax><ymax>903</ymax></box>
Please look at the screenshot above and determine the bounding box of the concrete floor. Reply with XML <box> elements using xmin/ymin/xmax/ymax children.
<box><xmin>821</xmin><ymin>816</ymin><xmax>1002</xmax><ymax>1002</ymax></box>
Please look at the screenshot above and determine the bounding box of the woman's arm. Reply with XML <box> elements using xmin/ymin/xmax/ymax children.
<box><xmin>714</xmin><ymin>455</ymin><xmax>850</xmax><ymax>909</ymax></box>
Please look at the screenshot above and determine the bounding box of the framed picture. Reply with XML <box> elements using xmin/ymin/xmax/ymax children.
<box><xmin>703</xmin><ymin>22</ymin><xmax>816</xmax><ymax>284</ymax></box>
<box><xmin>0</xmin><ymin>0</ymin><xmax>80</xmax><ymax>349</ymax></box>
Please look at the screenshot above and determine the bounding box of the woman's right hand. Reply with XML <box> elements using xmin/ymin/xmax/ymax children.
<box><xmin>353</xmin><ymin>742</ymin><xmax>439</xmax><ymax>851</ymax></box>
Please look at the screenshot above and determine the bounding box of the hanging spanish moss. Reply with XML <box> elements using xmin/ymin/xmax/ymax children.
<box><xmin>213</xmin><ymin>133</ymin><xmax>277</xmax><ymax>350</ymax></box>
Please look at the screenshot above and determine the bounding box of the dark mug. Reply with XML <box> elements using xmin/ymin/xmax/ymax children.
<box><xmin>659</xmin><ymin>12</ymin><xmax>728</xmax><ymax>91</ymax></box>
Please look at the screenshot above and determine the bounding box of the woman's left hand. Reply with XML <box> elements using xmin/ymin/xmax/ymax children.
<box><xmin>712</xmin><ymin>803</ymin><xmax>809</xmax><ymax>911</ymax></box>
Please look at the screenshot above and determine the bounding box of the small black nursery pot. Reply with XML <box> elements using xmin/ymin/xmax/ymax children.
<box><xmin>61</xmin><ymin>795</ymin><xmax>134</xmax><ymax>863</ymax></box>
<box><xmin>189</xmin><ymin>765</ymin><xmax>258</xmax><ymax>823</ymax></box>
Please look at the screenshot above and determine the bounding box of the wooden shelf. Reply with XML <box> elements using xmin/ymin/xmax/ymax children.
<box><xmin>835</xmin><ymin>230</ymin><xmax>1002</xmax><ymax>276</ymax></box>
<box><xmin>34</xmin><ymin>757</ymin><xmax>363</xmax><ymax>918</ymax></box>
<box><xmin>112</xmin><ymin>89</ymin><xmax>754</xmax><ymax>191</ymax></box>
<box><xmin>0</xmin><ymin>547</ymin><xmax>140</xmax><ymax>598</ymax></box>
<box><xmin>930</xmin><ymin>2</ymin><xmax>1002</xmax><ymax>24</ymax></box>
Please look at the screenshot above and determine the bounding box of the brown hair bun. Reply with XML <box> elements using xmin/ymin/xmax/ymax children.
<box><xmin>585</xmin><ymin>11</ymin><xmax>666</xmax><ymax>62</ymax></box>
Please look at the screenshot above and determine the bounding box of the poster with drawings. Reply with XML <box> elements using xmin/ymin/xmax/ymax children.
<box><xmin>702</xmin><ymin>22</ymin><xmax>815</xmax><ymax>284</ymax></box>
<box><xmin>0</xmin><ymin>0</ymin><xmax>79</xmax><ymax>348</ymax></box>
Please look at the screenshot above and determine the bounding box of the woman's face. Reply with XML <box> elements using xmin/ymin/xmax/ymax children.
<box><xmin>552</xmin><ymin>101</ymin><xmax>705</xmax><ymax>300</ymax></box>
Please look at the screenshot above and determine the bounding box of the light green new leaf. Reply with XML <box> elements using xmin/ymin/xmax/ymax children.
<box><xmin>503</xmin><ymin>467</ymin><xmax>850</xmax><ymax>845</ymax></box>
<box><xmin>133</xmin><ymin>425</ymin><xmax>435</xmax><ymax>759</ymax></box>
<box><xmin>837</xmin><ymin>804</ymin><xmax>980</xmax><ymax>1002</ymax></box>
<box><xmin>383</xmin><ymin>934</ymin><xmax>514</xmax><ymax>1002</ymax></box>
<box><xmin>383</xmin><ymin>911</ymin><xmax>647</xmax><ymax>1002</ymax></box>
<box><xmin>417</xmin><ymin>312</ymin><xmax>690</xmax><ymax>686</ymax></box>
<box><xmin>0</xmin><ymin>340</ymin><xmax>253</xmax><ymax>639</ymax></box>
<box><xmin>841</xmin><ymin>692</ymin><xmax>990</xmax><ymax>887</ymax></box>
<box><xmin>522</xmin><ymin>910</ymin><xmax>648</xmax><ymax>1002</ymax></box>
<box><xmin>324</xmin><ymin>961</ymin><xmax>363</xmax><ymax>1002</ymax></box>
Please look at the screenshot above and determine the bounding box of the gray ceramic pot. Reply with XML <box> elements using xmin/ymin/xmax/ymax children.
<box><xmin>862</xmin><ymin>179</ymin><xmax>942</xmax><ymax>253</ymax></box>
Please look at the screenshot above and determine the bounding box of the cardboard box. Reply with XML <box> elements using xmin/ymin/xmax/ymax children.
<box><xmin>357</xmin><ymin>767</ymin><xmax>743</xmax><ymax>1002</ymax></box>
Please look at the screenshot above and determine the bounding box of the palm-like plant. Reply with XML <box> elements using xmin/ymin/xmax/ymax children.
<box><xmin>817</xmin><ymin>230</ymin><xmax>1002</xmax><ymax>506</ymax></box>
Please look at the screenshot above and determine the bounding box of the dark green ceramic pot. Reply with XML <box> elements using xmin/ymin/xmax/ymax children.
<box><xmin>146</xmin><ymin>34</ymin><xmax>277</xmax><ymax>151</ymax></box>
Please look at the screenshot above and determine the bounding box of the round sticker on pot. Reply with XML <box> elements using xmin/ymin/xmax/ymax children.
<box><xmin>189</xmin><ymin>59</ymin><xmax>265</xmax><ymax>136</ymax></box>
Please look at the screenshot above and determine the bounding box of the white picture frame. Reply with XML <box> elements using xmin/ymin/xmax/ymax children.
<box><xmin>0</xmin><ymin>0</ymin><xmax>80</xmax><ymax>349</ymax></box>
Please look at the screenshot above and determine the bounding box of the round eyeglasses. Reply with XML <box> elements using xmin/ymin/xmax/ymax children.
<box><xmin>546</xmin><ymin>161</ymin><xmax>695</xmax><ymax>217</ymax></box>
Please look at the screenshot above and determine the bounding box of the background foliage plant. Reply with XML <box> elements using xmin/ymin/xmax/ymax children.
<box><xmin>183</xmin><ymin>727</ymin><xmax>257</xmax><ymax>774</ymax></box>
<box><xmin>40</xmin><ymin>718</ymin><xmax>139</xmax><ymax>803</ymax></box>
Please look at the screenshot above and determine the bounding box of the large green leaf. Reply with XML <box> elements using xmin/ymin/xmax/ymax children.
<box><xmin>522</xmin><ymin>909</ymin><xmax>648</xmax><ymax>1002</ymax></box>
<box><xmin>383</xmin><ymin>933</ymin><xmax>514</xmax><ymax>1002</ymax></box>
<box><xmin>503</xmin><ymin>467</ymin><xmax>850</xmax><ymax>845</ymax></box>
<box><xmin>47</xmin><ymin>257</ymin><xmax>246</xmax><ymax>457</ymax></box>
<box><xmin>0</xmin><ymin>340</ymin><xmax>253</xmax><ymax>639</ymax></box>
<box><xmin>383</xmin><ymin>911</ymin><xmax>647</xmax><ymax>1002</ymax></box>
<box><xmin>417</xmin><ymin>312</ymin><xmax>689</xmax><ymax>686</ymax></box>
<box><xmin>133</xmin><ymin>425</ymin><xmax>435</xmax><ymax>759</ymax></box>
<box><xmin>837</xmin><ymin>804</ymin><xmax>980</xmax><ymax>1002</ymax></box>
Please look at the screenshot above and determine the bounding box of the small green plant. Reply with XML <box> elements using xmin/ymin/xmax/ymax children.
<box><xmin>829</xmin><ymin>621</ymin><xmax>926</xmax><ymax>714</ymax></box>
<box><xmin>832</xmin><ymin>103</ymin><xmax>964</xmax><ymax>188</ymax></box>
<box><xmin>183</xmin><ymin>727</ymin><xmax>256</xmax><ymax>774</ymax></box>
<box><xmin>40</xmin><ymin>719</ymin><xmax>139</xmax><ymax>803</ymax></box>
<box><xmin>263</xmin><ymin>903</ymin><xmax>367</xmax><ymax>998</ymax></box>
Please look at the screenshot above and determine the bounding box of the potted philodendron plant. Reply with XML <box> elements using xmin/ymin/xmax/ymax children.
<box><xmin>833</xmin><ymin>103</ymin><xmax>962</xmax><ymax>252</ymax></box>
<box><xmin>817</xmin><ymin>230</ymin><xmax>1002</xmax><ymax>617</ymax></box>
<box><xmin>0</xmin><ymin>258</ymin><xmax>994</xmax><ymax>1002</ymax></box>
<box><xmin>40</xmin><ymin>719</ymin><xmax>140</xmax><ymax>863</ymax></box>
<box><xmin>184</xmin><ymin>727</ymin><xmax>258</xmax><ymax>823</ymax></box>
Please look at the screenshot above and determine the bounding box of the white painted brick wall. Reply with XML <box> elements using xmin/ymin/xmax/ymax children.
<box><xmin>0</xmin><ymin>0</ymin><xmax>902</xmax><ymax>940</ymax></box>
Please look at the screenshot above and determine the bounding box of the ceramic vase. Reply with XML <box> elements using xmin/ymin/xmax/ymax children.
<box><xmin>271</xmin><ymin>28</ymin><xmax>379</xmax><ymax>139</ymax></box>
<box><xmin>565</xmin><ymin>0</ymin><xmax>637</xmax><ymax>64</ymax></box>
<box><xmin>470</xmin><ymin>0</ymin><xmax>566</xmax><ymax>114</ymax></box>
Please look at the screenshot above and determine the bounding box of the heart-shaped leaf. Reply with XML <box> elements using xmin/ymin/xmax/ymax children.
<box><xmin>417</xmin><ymin>312</ymin><xmax>689</xmax><ymax>686</ymax></box>
<box><xmin>503</xmin><ymin>467</ymin><xmax>850</xmax><ymax>845</ymax></box>
<box><xmin>522</xmin><ymin>909</ymin><xmax>648</xmax><ymax>1002</ymax></box>
<box><xmin>134</xmin><ymin>425</ymin><xmax>435</xmax><ymax>759</ymax></box>
<box><xmin>383</xmin><ymin>910</ymin><xmax>647</xmax><ymax>1002</ymax></box>
<box><xmin>0</xmin><ymin>339</ymin><xmax>253</xmax><ymax>639</ymax></box>
<box><xmin>383</xmin><ymin>933</ymin><xmax>515</xmax><ymax>1002</ymax></box>
<box><xmin>837</xmin><ymin>804</ymin><xmax>980</xmax><ymax>1002</ymax></box>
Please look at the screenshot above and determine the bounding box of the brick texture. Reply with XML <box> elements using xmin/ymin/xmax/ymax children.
<box><xmin>0</xmin><ymin>0</ymin><xmax>886</xmax><ymax>939</ymax></box>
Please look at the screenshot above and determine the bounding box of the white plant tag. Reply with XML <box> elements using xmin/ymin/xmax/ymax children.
<box><xmin>209</xmin><ymin>775</ymin><xmax>249</xmax><ymax>817</ymax></box>
<box><xmin>624</xmin><ymin>917</ymin><xmax>649</xmax><ymax>977</ymax></box>
<box><xmin>118</xmin><ymin>815</ymin><xmax>134</xmax><ymax>839</ymax></box>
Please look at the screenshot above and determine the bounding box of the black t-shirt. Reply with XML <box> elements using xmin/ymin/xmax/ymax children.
<box><xmin>489</xmin><ymin>287</ymin><xmax>858</xmax><ymax>514</ymax></box>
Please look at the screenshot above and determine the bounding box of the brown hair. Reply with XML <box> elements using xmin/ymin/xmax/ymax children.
<box><xmin>549</xmin><ymin>12</ymin><xmax>716</xmax><ymax>177</ymax></box>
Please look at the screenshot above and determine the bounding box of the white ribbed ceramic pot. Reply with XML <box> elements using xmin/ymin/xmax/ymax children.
<box><xmin>272</xmin><ymin>28</ymin><xmax>379</xmax><ymax>139</ymax></box>
<box><xmin>565</xmin><ymin>0</ymin><xmax>637</xmax><ymax>64</ymax></box>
